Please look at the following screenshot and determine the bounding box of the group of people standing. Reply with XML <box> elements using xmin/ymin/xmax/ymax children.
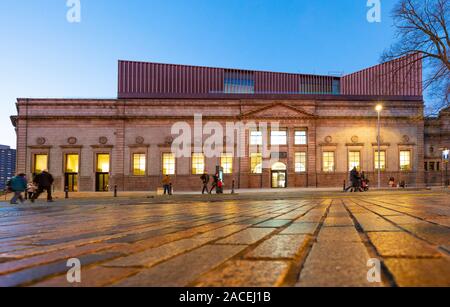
<box><xmin>345</xmin><ymin>167</ymin><xmax>369</xmax><ymax>192</ymax></box>
<box><xmin>6</xmin><ymin>170</ymin><xmax>54</xmax><ymax>204</ymax></box>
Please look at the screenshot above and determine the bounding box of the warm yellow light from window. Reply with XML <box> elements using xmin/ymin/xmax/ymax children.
<box><xmin>250</xmin><ymin>153</ymin><xmax>262</xmax><ymax>174</ymax></box>
<box><xmin>221</xmin><ymin>153</ymin><xmax>233</xmax><ymax>174</ymax></box>
<box><xmin>65</xmin><ymin>154</ymin><xmax>79</xmax><ymax>173</ymax></box>
<box><xmin>97</xmin><ymin>154</ymin><xmax>110</xmax><ymax>173</ymax></box>
<box><xmin>192</xmin><ymin>153</ymin><xmax>205</xmax><ymax>175</ymax></box>
<box><xmin>133</xmin><ymin>153</ymin><xmax>146</xmax><ymax>176</ymax></box>
<box><xmin>34</xmin><ymin>154</ymin><xmax>48</xmax><ymax>173</ymax></box>
<box><xmin>163</xmin><ymin>153</ymin><xmax>175</xmax><ymax>175</ymax></box>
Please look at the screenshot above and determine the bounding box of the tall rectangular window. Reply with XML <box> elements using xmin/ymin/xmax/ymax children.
<box><xmin>295</xmin><ymin>130</ymin><xmax>307</xmax><ymax>145</ymax></box>
<box><xmin>192</xmin><ymin>153</ymin><xmax>205</xmax><ymax>175</ymax></box>
<box><xmin>295</xmin><ymin>152</ymin><xmax>307</xmax><ymax>173</ymax></box>
<box><xmin>250</xmin><ymin>153</ymin><xmax>262</xmax><ymax>174</ymax></box>
<box><xmin>270</xmin><ymin>130</ymin><xmax>287</xmax><ymax>145</ymax></box>
<box><xmin>322</xmin><ymin>152</ymin><xmax>334</xmax><ymax>172</ymax></box>
<box><xmin>162</xmin><ymin>153</ymin><xmax>175</xmax><ymax>175</ymax></box>
<box><xmin>65</xmin><ymin>154</ymin><xmax>79</xmax><ymax>173</ymax></box>
<box><xmin>250</xmin><ymin>131</ymin><xmax>263</xmax><ymax>145</ymax></box>
<box><xmin>221</xmin><ymin>153</ymin><xmax>233</xmax><ymax>174</ymax></box>
<box><xmin>96</xmin><ymin>154</ymin><xmax>110</xmax><ymax>173</ymax></box>
<box><xmin>348</xmin><ymin>151</ymin><xmax>361</xmax><ymax>171</ymax></box>
<box><xmin>133</xmin><ymin>153</ymin><xmax>146</xmax><ymax>176</ymax></box>
<box><xmin>34</xmin><ymin>154</ymin><xmax>48</xmax><ymax>174</ymax></box>
<box><xmin>400</xmin><ymin>150</ymin><xmax>411</xmax><ymax>171</ymax></box>
<box><xmin>374</xmin><ymin>151</ymin><xmax>386</xmax><ymax>171</ymax></box>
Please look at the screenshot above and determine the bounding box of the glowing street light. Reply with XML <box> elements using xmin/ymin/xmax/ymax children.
<box><xmin>376</xmin><ymin>104</ymin><xmax>383</xmax><ymax>189</ymax></box>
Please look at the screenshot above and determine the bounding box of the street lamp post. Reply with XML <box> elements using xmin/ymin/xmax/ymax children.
<box><xmin>443</xmin><ymin>149</ymin><xmax>449</xmax><ymax>188</ymax></box>
<box><xmin>376</xmin><ymin>104</ymin><xmax>383</xmax><ymax>190</ymax></box>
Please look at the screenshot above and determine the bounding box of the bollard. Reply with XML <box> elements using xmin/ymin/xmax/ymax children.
<box><xmin>343</xmin><ymin>180</ymin><xmax>346</xmax><ymax>191</ymax></box>
<box><xmin>114</xmin><ymin>185</ymin><xmax>118</xmax><ymax>197</ymax></box>
<box><xmin>65</xmin><ymin>186</ymin><xmax>69</xmax><ymax>199</ymax></box>
<box><xmin>231</xmin><ymin>180</ymin><xmax>235</xmax><ymax>194</ymax></box>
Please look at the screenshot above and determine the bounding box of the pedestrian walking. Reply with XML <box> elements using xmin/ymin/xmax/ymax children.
<box><xmin>31</xmin><ymin>170</ymin><xmax>54</xmax><ymax>203</ymax></box>
<box><xmin>9</xmin><ymin>173</ymin><xmax>27</xmax><ymax>205</ymax></box>
<box><xmin>27</xmin><ymin>182</ymin><xmax>37</xmax><ymax>200</ymax></box>
<box><xmin>200</xmin><ymin>172</ymin><xmax>210</xmax><ymax>194</ymax></box>
<box><xmin>162</xmin><ymin>175</ymin><xmax>172</xmax><ymax>195</ymax></box>
<box><xmin>210</xmin><ymin>173</ymin><xmax>219</xmax><ymax>194</ymax></box>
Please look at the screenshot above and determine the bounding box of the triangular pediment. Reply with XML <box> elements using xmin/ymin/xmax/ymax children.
<box><xmin>242</xmin><ymin>103</ymin><xmax>316</xmax><ymax>119</ymax></box>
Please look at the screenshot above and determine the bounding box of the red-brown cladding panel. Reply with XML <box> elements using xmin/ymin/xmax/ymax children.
<box><xmin>341</xmin><ymin>53</ymin><xmax>422</xmax><ymax>96</ymax></box>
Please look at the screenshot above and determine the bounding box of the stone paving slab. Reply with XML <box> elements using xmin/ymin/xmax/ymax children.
<box><xmin>0</xmin><ymin>191</ymin><xmax>449</xmax><ymax>287</ymax></box>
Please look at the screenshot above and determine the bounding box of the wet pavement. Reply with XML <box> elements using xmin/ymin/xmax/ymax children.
<box><xmin>0</xmin><ymin>191</ymin><xmax>449</xmax><ymax>287</ymax></box>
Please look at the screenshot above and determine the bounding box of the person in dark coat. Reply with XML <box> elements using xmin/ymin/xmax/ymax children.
<box><xmin>9</xmin><ymin>173</ymin><xmax>27</xmax><ymax>204</ymax></box>
<box><xmin>350</xmin><ymin>167</ymin><xmax>360</xmax><ymax>192</ymax></box>
<box><xmin>210</xmin><ymin>173</ymin><xmax>219</xmax><ymax>194</ymax></box>
<box><xmin>200</xmin><ymin>172</ymin><xmax>210</xmax><ymax>194</ymax></box>
<box><xmin>31</xmin><ymin>170</ymin><xmax>54</xmax><ymax>202</ymax></box>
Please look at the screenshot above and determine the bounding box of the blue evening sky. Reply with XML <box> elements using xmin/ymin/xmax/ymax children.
<box><xmin>1</xmin><ymin>0</ymin><xmax>403</xmax><ymax>148</ymax></box>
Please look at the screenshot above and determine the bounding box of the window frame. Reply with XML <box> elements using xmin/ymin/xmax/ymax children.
<box><xmin>322</xmin><ymin>151</ymin><xmax>335</xmax><ymax>173</ymax></box>
<box><xmin>294</xmin><ymin>130</ymin><xmax>308</xmax><ymax>145</ymax></box>
<box><xmin>250</xmin><ymin>153</ymin><xmax>263</xmax><ymax>174</ymax></box>
<box><xmin>270</xmin><ymin>129</ymin><xmax>287</xmax><ymax>146</ymax></box>
<box><xmin>191</xmin><ymin>153</ymin><xmax>205</xmax><ymax>175</ymax></box>
<box><xmin>220</xmin><ymin>153</ymin><xmax>233</xmax><ymax>174</ymax></box>
<box><xmin>399</xmin><ymin>150</ymin><xmax>412</xmax><ymax>171</ymax></box>
<box><xmin>294</xmin><ymin>152</ymin><xmax>307</xmax><ymax>173</ymax></box>
<box><xmin>162</xmin><ymin>153</ymin><xmax>176</xmax><ymax>175</ymax></box>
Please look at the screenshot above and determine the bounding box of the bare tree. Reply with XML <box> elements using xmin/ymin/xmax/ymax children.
<box><xmin>382</xmin><ymin>0</ymin><xmax>449</xmax><ymax>114</ymax></box>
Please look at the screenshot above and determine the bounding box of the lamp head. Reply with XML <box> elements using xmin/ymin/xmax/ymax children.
<box><xmin>375</xmin><ymin>104</ymin><xmax>383</xmax><ymax>112</ymax></box>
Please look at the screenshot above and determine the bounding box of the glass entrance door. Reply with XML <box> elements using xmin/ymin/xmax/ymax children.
<box><xmin>65</xmin><ymin>173</ymin><xmax>78</xmax><ymax>192</ymax></box>
<box><xmin>271</xmin><ymin>171</ymin><xmax>287</xmax><ymax>188</ymax></box>
<box><xmin>65</xmin><ymin>154</ymin><xmax>79</xmax><ymax>192</ymax></box>
<box><xmin>95</xmin><ymin>173</ymin><xmax>109</xmax><ymax>192</ymax></box>
<box><xmin>95</xmin><ymin>154</ymin><xmax>110</xmax><ymax>192</ymax></box>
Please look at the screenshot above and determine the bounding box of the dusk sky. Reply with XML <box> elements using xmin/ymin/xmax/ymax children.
<box><xmin>0</xmin><ymin>0</ymin><xmax>404</xmax><ymax>148</ymax></box>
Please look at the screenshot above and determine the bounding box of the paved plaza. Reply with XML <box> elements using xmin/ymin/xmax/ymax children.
<box><xmin>0</xmin><ymin>190</ymin><xmax>449</xmax><ymax>287</ymax></box>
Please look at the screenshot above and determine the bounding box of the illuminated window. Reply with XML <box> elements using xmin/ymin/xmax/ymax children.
<box><xmin>250</xmin><ymin>153</ymin><xmax>262</xmax><ymax>174</ymax></box>
<box><xmin>374</xmin><ymin>151</ymin><xmax>386</xmax><ymax>171</ymax></box>
<box><xmin>133</xmin><ymin>153</ymin><xmax>146</xmax><ymax>176</ymax></box>
<box><xmin>400</xmin><ymin>150</ymin><xmax>411</xmax><ymax>171</ymax></box>
<box><xmin>295</xmin><ymin>152</ymin><xmax>307</xmax><ymax>173</ymax></box>
<box><xmin>348</xmin><ymin>151</ymin><xmax>361</xmax><ymax>171</ymax></box>
<box><xmin>295</xmin><ymin>130</ymin><xmax>307</xmax><ymax>145</ymax></box>
<box><xmin>271</xmin><ymin>130</ymin><xmax>287</xmax><ymax>145</ymax></box>
<box><xmin>65</xmin><ymin>154</ymin><xmax>79</xmax><ymax>173</ymax></box>
<box><xmin>34</xmin><ymin>154</ymin><xmax>48</xmax><ymax>174</ymax></box>
<box><xmin>250</xmin><ymin>131</ymin><xmax>263</xmax><ymax>145</ymax></box>
<box><xmin>96</xmin><ymin>154</ymin><xmax>110</xmax><ymax>173</ymax></box>
<box><xmin>322</xmin><ymin>152</ymin><xmax>334</xmax><ymax>172</ymax></box>
<box><xmin>221</xmin><ymin>153</ymin><xmax>233</xmax><ymax>174</ymax></box>
<box><xmin>192</xmin><ymin>153</ymin><xmax>205</xmax><ymax>175</ymax></box>
<box><xmin>162</xmin><ymin>153</ymin><xmax>175</xmax><ymax>175</ymax></box>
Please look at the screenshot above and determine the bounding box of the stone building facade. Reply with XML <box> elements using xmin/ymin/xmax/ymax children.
<box><xmin>10</xmin><ymin>56</ymin><xmax>450</xmax><ymax>192</ymax></box>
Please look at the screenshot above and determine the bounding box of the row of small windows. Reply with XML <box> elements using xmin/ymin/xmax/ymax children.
<box><xmin>250</xmin><ymin>130</ymin><xmax>307</xmax><ymax>146</ymax></box>
<box><xmin>424</xmin><ymin>161</ymin><xmax>441</xmax><ymax>171</ymax></box>
<box><xmin>222</xmin><ymin>71</ymin><xmax>341</xmax><ymax>95</ymax></box>
<box><xmin>31</xmin><ymin>150</ymin><xmax>413</xmax><ymax>177</ymax></box>
<box><xmin>318</xmin><ymin>150</ymin><xmax>411</xmax><ymax>172</ymax></box>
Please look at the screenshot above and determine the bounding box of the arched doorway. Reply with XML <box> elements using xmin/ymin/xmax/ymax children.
<box><xmin>271</xmin><ymin>162</ymin><xmax>287</xmax><ymax>188</ymax></box>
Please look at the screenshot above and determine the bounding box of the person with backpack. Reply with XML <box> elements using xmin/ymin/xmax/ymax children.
<box><xmin>200</xmin><ymin>172</ymin><xmax>210</xmax><ymax>194</ymax></box>
<box><xmin>9</xmin><ymin>173</ymin><xmax>28</xmax><ymax>205</ymax></box>
<box><xmin>31</xmin><ymin>170</ymin><xmax>54</xmax><ymax>203</ymax></box>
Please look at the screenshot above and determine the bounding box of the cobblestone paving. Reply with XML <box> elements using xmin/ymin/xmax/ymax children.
<box><xmin>0</xmin><ymin>192</ymin><xmax>449</xmax><ymax>287</ymax></box>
